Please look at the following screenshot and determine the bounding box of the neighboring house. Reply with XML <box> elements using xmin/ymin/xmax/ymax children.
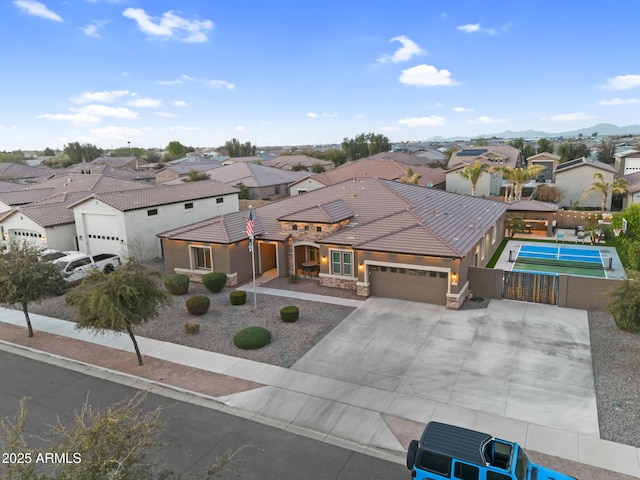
<box><xmin>262</xmin><ymin>154</ymin><xmax>333</xmax><ymax>171</ymax></box>
<box><xmin>526</xmin><ymin>152</ymin><xmax>561</xmax><ymax>181</ymax></box>
<box><xmin>288</xmin><ymin>159</ymin><xmax>446</xmax><ymax>196</ymax></box>
<box><xmin>158</xmin><ymin>177</ymin><xmax>508</xmax><ymax>309</ymax></box>
<box><xmin>364</xmin><ymin>151</ymin><xmax>441</xmax><ymax>166</ymax></box>
<box><xmin>155</xmin><ymin>161</ymin><xmax>223</xmax><ymax>184</ymax></box>
<box><xmin>0</xmin><ymin>174</ymin><xmax>151</xmax><ymax>251</ymax></box>
<box><xmin>622</xmin><ymin>171</ymin><xmax>640</xmax><ymax>208</ymax></box>
<box><xmin>64</xmin><ymin>163</ymin><xmax>156</xmax><ymax>183</ymax></box>
<box><xmin>554</xmin><ymin>158</ymin><xmax>619</xmax><ymax>209</ymax></box>
<box><xmin>0</xmin><ymin>162</ymin><xmax>53</xmax><ymax>184</ymax></box>
<box><xmin>0</xmin><ymin>180</ymin><xmax>19</xmax><ymax>192</ymax></box>
<box><xmin>92</xmin><ymin>156</ymin><xmax>149</xmax><ymax>170</ymax></box>
<box><xmin>220</xmin><ymin>156</ymin><xmax>263</xmax><ymax>166</ymax></box>
<box><xmin>445</xmin><ymin>145</ymin><xmax>521</xmax><ymax>197</ymax></box>
<box><xmin>70</xmin><ymin>181</ymin><xmax>239</xmax><ymax>261</ymax></box>
<box><xmin>614</xmin><ymin>149</ymin><xmax>640</xmax><ymax>175</ymax></box>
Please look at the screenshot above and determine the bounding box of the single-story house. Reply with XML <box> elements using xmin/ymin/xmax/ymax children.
<box><xmin>158</xmin><ymin>177</ymin><xmax>508</xmax><ymax>309</ymax></box>
<box><xmin>289</xmin><ymin>159</ymin><xmax>446</xmax><ymax>196</ymax></box>
<box><xmin>92</xmin><ymin>156</ymin><xmax>148</xmax><ymax>171</ymax></box>
<box><xmin>262</xmin><ymin>154</ymin><xmax>333</xmax><ymax>171</ymax></box>
<box><xmin>70</xmin><ymin>181</ymin><xmax>239</xmax><ymax>261</ymax></box>
<box><xmin>0</xmin><ymin>162</ymin><xmax>53</xmax><ymax>184</ymax></box>
<box><xmin>554</xmin><ymin>158</ymin><xmax>619</xmax><ymax>209</ymax></box>
<box><xmin>155</xmin><ymin>161</ymin><xmax>223</xmax><ymax>184</ymax></box>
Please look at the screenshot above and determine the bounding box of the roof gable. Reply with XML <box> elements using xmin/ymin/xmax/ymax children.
<box><xmin>277</xmin><ymin>199</ymin><xmax>353</xmax><ymax>223</ymax></box>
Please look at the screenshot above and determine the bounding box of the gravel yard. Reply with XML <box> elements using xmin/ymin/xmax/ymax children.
<box><xmin>20</xmin><ymin>270</ymin><xmax>640</xmax><ymax>448</ymax></box>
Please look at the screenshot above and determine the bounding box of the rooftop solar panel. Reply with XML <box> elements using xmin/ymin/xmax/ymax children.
<box><xmin>458</xmin><ymin>149</ymin><xmax>488</xmax><ymax>156</ymax></box>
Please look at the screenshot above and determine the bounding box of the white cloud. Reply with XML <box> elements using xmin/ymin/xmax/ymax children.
<box><xmin>88</xmin><ymin>126</ymin><xmax>145</xmax><ymax>143</ymax></box>
<box><xmin>72</xmin><ymin>104</ymin><xmax>139</xmax><ymax>119</ymax></box>
<box><xmin>306</xmin><ymin>112</ymin><xmax>319</xmax><ymax>118</ymax></box>
<box><xmin>37</xmin><ymin>112</ymin><xmax>101</xmax><ymax>126</ymax></box>
<box><xmin>453</xmin><ymin>106</ymin><xmax>474</xmax><ymax>113</ymax></box>
<box><xmin>159</xmin><ymin>78</ymin><xmax>182</xmax><ymax>85</ymax></box>
<box><xmin>234</xmin><ymin>126</ymin><xmax>246</xmax><ymax>132</ymax></box>
<box><xmin>14</xmin><ymin>0</ymin><xmax>62</xmax><ymax>22</ymax></box>
<box><xmin>598</xmin><ymin>97</ymin><xmax>640</xmax><ymax>106</ymax></box>
<box><xmin>123</xmin><ymin>8</ymin><xmax>213</xmax><ymax>43</ymax></box>
<box><xmin>81</xmin><ymin>20</ymin><xmax>109</xmax><ymax>38</ymax></box>
<box><xmin>399</xmin><ymin>64</ymin><xmax>457</xmax><ymax>87</ymax></box>
<box><xmin>377</xmin><ymin>35</ymin><xmax>424</xmax><ymax>63</ymax></box>
<box><xmin>457</xmin><ymin>23</ymin><xmax>480</xmax><ymax>33</ymax></box>
<box><xmin>127</xmin><ymin>97</ymin><xmax>163</xmax><ymax>107</ymax></box>
<box><xmin>209</xmin><ymin>80</ymin><xmax>234</xmax><ymax>89</ymax></box>
<box><xmin>468</xmin><ymin>116</ymin><xmax>507</xmax><ymax>125</ymax></box>
<box><xmin>173</xmin><ymin>100</ymin><xmax>187</xmax><ymax>107</ymax></box>
<box><xmin>543</xmin><ymin>112</ymin><xmax>596</xmax><ymax>122</ymax></box>
<box><xmin>355</xmin><ymin>114</ymin><xmax>365</xmax><ymax>119</ymax></box>
<box><xmin>399</xmin><ymin>116</ymin><xmax>446</xmax><ymax>127</ymax></box>
<box><xmin>154</xmin><ymin>112</ymin><xmax>176</xmax><ymax>117</ymax></box>
<box><xmin>603</xmin><ymin>74</ymin><xmax>640</xmax><ymax>90</ymax></box>
<box><xmin>70</xmin><ymin>90</ymin><xmax>130</xmax><ymax>104</ymax></box>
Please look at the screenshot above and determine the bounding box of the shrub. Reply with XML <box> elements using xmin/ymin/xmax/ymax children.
<box><xmin>164</xmin><ymin>273</ymin><xmax>189</xmax><ymax>295</ymax></box>
<box><xmin>607</xmin><ymin>273</ymin><xmax>640</xmax><ymax>332</ymax></box>
<box><xmin>184</xmin><ymin>323</ymin><xmax>200</xmax><ymax>335</ymax></box>
<box><xmin>185</xmin><ymin>295</ymin><xmax>210</xmax><ymax>316</ymax></box>
<box><xmin>233</xmin><ymin>327</ymin><xmax>271</xmax><ymax>350</ymax></box>
<box><xmin>202</xmin><ymin>272</ymin><xmax>227</xmax><ymax>293</ymax></box>
<box><xmin>230</xmin><ymin>290</ymin><xmax>247</xmax><ymax>305</ymax></box>
<box><xmin>280</xmin><ymin>305</ymin><xmax>299</xmax><ymax>323</ymax></box>
<box><xmin>288</xmin><ymin>274</ymin><xmax>298</xmax><ymax>284</ymax></box>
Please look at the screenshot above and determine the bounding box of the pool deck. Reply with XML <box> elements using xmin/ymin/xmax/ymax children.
<box><xmin>495</xmin><ymin>229</ymin><xmax>626</xmax><ymax>280</ymax></box>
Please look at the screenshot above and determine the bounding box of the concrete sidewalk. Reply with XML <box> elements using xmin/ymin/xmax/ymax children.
<box><xmin>0</xmin><ymin>294</ymin><xmax>638</xmax><ymax>477</ymax></box>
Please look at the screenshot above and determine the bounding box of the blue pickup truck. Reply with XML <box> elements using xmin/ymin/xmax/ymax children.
<box><xmin>406</xmin><ymin>422</ymin><xmax>576</xmax><ymax>480</ymax></box>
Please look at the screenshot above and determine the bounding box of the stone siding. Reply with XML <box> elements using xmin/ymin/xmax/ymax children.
<box><xmin>174</xmin><ymin>268</ymin><xmax>238</xmax><ymax>287</ymax></box>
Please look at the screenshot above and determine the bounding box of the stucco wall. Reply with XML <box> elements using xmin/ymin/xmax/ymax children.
<box><xmin>556</xmin><ymin>166</ymin><xmax>614</xmax><ymax>209</ymax></box>
<box><xmin>289</xmin><ymin>178</ymin><xmax>325</xmax><ymax>196</ymax></box>
<box><xmin>446</xmin><ymin>171</ymin><xmax>492</xmax><ymax>197</ymax></box>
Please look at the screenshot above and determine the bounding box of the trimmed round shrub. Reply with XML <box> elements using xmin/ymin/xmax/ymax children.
<box><xmin>184</xmin><ymin>323</ymin><xmax>200</xmax><ymax>335</ymax></box>
<box><xmin>164</xmin><ymin>273</ymin><xmax>189</xmax><ymax>295</ymax></box>
<box><xmin>233</xmin><ymin>326</ymin><xmax>271</xmax><ymax>350</ymax></box>
<box><xmin>202</xmin><ymin>271</ymin><xmax>227</xmax><ymax>293</ymax></box>
<box><xmin>185</xmin><ymin>295</ymin><xmax>210</xmax><ymax>316</ymax></box>
<box><xmin>280</xmin><ymin>305</ymin><xmax>299</xmax><ymax>323</ymax></box>
<box><xmin>230</xmin><ymin>290</ymin><xmax>247</xmax><ymax>305</ymax></box>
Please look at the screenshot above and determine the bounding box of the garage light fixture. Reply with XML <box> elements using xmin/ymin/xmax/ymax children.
<box><xmin>451</xmin><ymin>272</ymin><xmax>458</xmax><ymax>285</ymax></box>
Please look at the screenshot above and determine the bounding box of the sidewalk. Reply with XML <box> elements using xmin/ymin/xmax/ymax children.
<box><xmin>0</xmin><ymin>291</ymin><xmax>639</xmax><ymax>477</ymax></box>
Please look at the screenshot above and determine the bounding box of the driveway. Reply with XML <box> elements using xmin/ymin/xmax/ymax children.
<box><xmin>292</xmin><ymin>296</ymin><xmax>599</xmax><ymax>437</ymax></box>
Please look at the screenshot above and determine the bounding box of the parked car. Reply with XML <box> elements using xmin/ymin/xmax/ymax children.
<box><xmin>53</xmin><ymin>253</ymin><xmax>121</xmax><ymax>284</ymax></box>
<box><xmin>406</xmin><ymin>421</ymin><xmax>576</xmax><ymax>480</ymax></box>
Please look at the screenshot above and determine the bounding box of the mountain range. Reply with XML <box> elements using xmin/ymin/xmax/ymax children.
<box><xmin>485</xmin><ymin>123</ymin><xmax>640</xmax><ymax>139</ymax></box>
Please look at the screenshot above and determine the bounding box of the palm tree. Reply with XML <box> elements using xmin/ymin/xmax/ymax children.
<box><xmin>458</xmin><ymin>160</ymin><xmax>488</xmax><ymax>196</ymax></box>
<box><xmin>181</xmin><ymin>169</ymin><xmax>211</xmax><ymax>182</ymax></box>
<box><xmin>491</xmin><ymin>165</ymin><xmax>543</xmax><ymax>201</ymax></box>
<box><xmin>582</xmin><ymin>172</ymin><xmax>628</xmax><ymax>213</ymax></box>
<box><xmin>400</xmin><ymin>167</ymin><xmax>422</xmax><ymax>185</ymax></box>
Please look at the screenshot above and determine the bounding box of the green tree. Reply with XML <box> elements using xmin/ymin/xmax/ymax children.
<box><xmin>310</xmin><ymin>163</ymin><xmax>326</xmax><ymax>173</ymax></box>
<box><xmin>508</xmin><ymin>137</ymin><xmax>524</xmax><ymax>151</ymax></box>
<box><xmin>323</xmin><ymin>148</ymin><xmax>347</xmax><ymax>167</ymax></box>
<box><xmin>458</xmin><ymin>160</ymin><xmax>488</xmax><ymax>196</ymax></box>
<box><xmin>42</xmin><ymin>147</ymin><xmax>56</xmax><ymax>156</ymax></box>
<box><xmin>581</xmin><ymin>172</ymin><xmax>628</xmax><ymax>213</ymax></box>
<box><xmin>557</xmin><ymin>140</ymin><xmax>590</xmax><ymax>162</ymax></box>
<box><xmin>290</xmin><ymin>163</ymin><xmax>308</xmax><ymax>171</ymax></box>
<box><xmin>67</xmin><ymin>262</ymin><xmax>172</xmax><ymax>366</ymax></box>
<box><xmin>166</xmin><ymin>141</ymin><xmax>189</xmax><ymax>160</ymax></box>
<box><xmin>181</xmin><ymin>169</ymin><xmax>211</xmax><ymax>182</ymax></box>
<box><xmin>399</xmin><ymin>167</ymin><xmax>422</xmax><ymax>185</ymax></box>
<box><xmin>0</xmin><ymin>393</ymin><xmax>242</xmax><ymax>480</ymax></box>
<box><xmin>0</xmin><ymin>240</ymin><xmax>66</xmax><ymax>337</ymax></box>
<box><xmin>493</xmin><ymin>165</ymin><xmax>544</xmax><ymax>201</ymax></box>
<box><xmin>522</xmin><ymin>144</ymin><xmax>537</xmax><ymax>160</ymax></box>
<box><xmin>607</xmin><ymin>270</ymin><xmax>640</xmax><ymax>332</ymax></box>
<box><xmin>443</xmin><ymin>145</ymin><xmax>460</xmax><ymax>162</ymax></box>
<box><xmin>223</xmin><ymin>138</ymin><xmax>257</xmax><ymax>157</ymax></box>
<box><xmin>596</xmin><ymin>139</ymin><xmax>617</xmax><ymax>164</ymax></box>
<box><xmin>63</xmin><ymin>142</ymin><xmax>103</xmax><ymax>164</ymax></box>
<box><xmin>341</xmin><ymin>132</ymin><xmax>390</xmax><ymax>160</ymax></box>
<box><xmin>537</xmin><ymin>138</ymin><xmax>554</xmax><ymax>154</ymax></box>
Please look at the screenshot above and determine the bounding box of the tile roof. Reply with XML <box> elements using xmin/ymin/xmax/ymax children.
<box><xmin>64</xmin><ymin>163</ymin><xmax>156</xmax><ymax>181</ymax></box>
<box><xmin>277</xmin><ymin>199</ymin><xmax>353</xmax><ymax>223</ymax></box>
<box><xmin>364</xmin><ymin>151</ymin><xmax>440</xmax><ymax>166</ymax></box>
<box><xmin>12</xmin><ymin>191</ymin><xmax>91</xmax><ymax>227</ymax></box>
<box><xmin>74</xmin><ymin>180</ymin><xmax>238</xmax><ymax>212</ymax></box>
<box><xmin>447</xmin><ymin>145</ymin><xmax>520</xmax><ymax>169</ymax></box>
<box><xmin>506</xmin><ymin>200</ymin><xmax>559</xmax><ymax>212</ymax></box>
<box><xmin>262</xmin><ymin>155</ymin><xmax>333</xmax><ymax>169</ymax></box>
<box><xmin>92</xmin><ymin>156</ymin><xmax>148</xmax><ymax>168</ymax></box>
<box><xmin>160</xmin><ymin>177</ymin><xmax>508</xmax><ymax>258</ymax></box>
<box><xmin>554</xmin><ymin>157</ymin><xmax>618</xmax><ymax>174</ymax></box>
<box><xmin>0</xmin><ymin>162</ymin><xmax>53</xmax><ymax>181</ymax></box>
<box><xmin>623</xmin><ymin>171</ymin><xmax>640</xmax><ymax>194</ymax></box>
<box><xmin>157</xmin><ymin>210</ymin><xmax>264</xmax><ymax>244</ymax></box>
<box><xmin>207</xmin><ymin>162</ymin><xmax>308</xmax><ymax>187</ymax></box>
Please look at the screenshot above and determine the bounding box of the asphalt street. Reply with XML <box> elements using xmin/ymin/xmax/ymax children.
<box><xmin>0</xmin><ymin>350</ymin><xmax>406</xmax><ymax>479</ymax></box>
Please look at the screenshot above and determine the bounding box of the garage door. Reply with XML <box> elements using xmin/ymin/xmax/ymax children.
<box><xmin>369</xmin><ymin>265</ymin><xmax>448</xmax><ymax>305</ymax></box>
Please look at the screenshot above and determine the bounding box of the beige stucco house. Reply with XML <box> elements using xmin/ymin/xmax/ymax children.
<box><xmin>554</xmin><ymin>158</ymin><xmax>619</xmax><ymax>209</ymax></box>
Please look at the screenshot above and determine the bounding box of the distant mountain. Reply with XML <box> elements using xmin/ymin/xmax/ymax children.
<box><xmin>486</xmin><ymin>123</ymin><xmax>640</xmax><ymax>139</ymax></box>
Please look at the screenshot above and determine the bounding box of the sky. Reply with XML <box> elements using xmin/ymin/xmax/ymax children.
<box><xmin>1</xmin><ymin>0</ymin><xmax>640</xmax><ymax>152</ymax></box>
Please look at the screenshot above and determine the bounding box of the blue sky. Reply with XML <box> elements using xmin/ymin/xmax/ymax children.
<box><xmin>1</xmin><ymin>0</ymin><xmax>639</xmax><ymax>151</ymax></box>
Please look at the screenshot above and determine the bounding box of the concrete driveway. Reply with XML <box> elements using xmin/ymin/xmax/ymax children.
<box><xmin>292</xmin><ymin>296</ymin><xmax>599</xmax><ymax>437</ymax></box>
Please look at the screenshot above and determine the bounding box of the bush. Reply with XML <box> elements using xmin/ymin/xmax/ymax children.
<box><xmin>230</xmin><ymin>290</ymin><xmax>247</xmax><ymax>305</ymax></box>
<box><xmin>607</xmin><ymin>274</ymin><xmax>640</xmax><ymax>332</ymax></box>
<box><xmin>164</xmin><ymin>273</ymin><xmax>189</xmax><ymax>295</ymax></box>
<box><xmin>280</xmin><ymin>305</ymin><xmax>299</xmax><ymax>323</ymax></box>
<box><xmin>233</xmin><ymin>327</ymin><xmax>271</xmax><ymax>350</ymax></box>
<box><xmin>288</xmin><ymin>274</ymin><xmax>298</xmax><ymax>283</ymax></box>
<box><xmin>202</xmin><ymin>272</ymin><xmax>227</xmax><ymax>293</ymax></box>
<box><xmin>184</xmin><ymin>323</ymin><xmax>200</xmax><ymax>335</ymax></box>
<box><xmin>185</xmin><ymin>295</ymin><xmax>210</xmax><ymax>316</ymax></box>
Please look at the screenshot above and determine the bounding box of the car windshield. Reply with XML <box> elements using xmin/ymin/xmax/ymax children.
<box><xmin>515</xmin><ymin>447</ymin><xmax>529</xmax><ymax>480</ymax></box>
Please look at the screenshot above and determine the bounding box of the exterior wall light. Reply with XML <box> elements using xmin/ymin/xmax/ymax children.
<box><xmin>451</xmin><ymin>272</ymin><xmax>458</xmax><ymax>285</ymax></box>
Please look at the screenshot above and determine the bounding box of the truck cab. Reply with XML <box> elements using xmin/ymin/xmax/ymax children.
<box><xmin>406</xmin><ymin>422</ymin><xmax>576</xmax><ymax>480</ymax></box>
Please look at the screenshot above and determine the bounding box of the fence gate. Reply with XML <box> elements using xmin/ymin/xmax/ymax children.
<box><xmin>502</xmin><ymin>271</ymin><xmax>558</xmax><ymax>305</ymax></box>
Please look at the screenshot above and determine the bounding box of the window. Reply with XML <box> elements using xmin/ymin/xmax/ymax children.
<box><xmin>216</xmin><ymin>197</ymin><xmax>224</xmax><ymax>204</ymax></box>
<box><xmin>454</xmin><ymin>462</ymin><xmax>479</xmax><ymax>480</ymax></box>
<box><xmin>292</xmin><ymin>224</ymin><xmax>298</xmax><ymax>231</ymax></box>
<box><xmin>481</xmin><ymin>235</ymin><xmax>486</xmax><ymax>261</ymax></box>
<box><xmin>147</xmin><ymin>208</ymin><xmax>158</xmax><ymax>216</ymax></box>
<box><xmin>304</xmin><ymin>225</ymin><xmax>309</xmax><ymax>231</ymax></box>
<box><xmin>417</xmin><ymin>451</ymin><xmax>451</xmax><ymax>477</ymax></box>
<box><xmin>316</xmin><ymin>226</ymin><xmax>322</xmax><ymax>232</ymax></box>
<box><xmin>491</xmin><ymin>224</ymin><xmax>497</xmax><ymax>244</ymax></box>
<box><xmin>275</xmin><ymin>186</ymin><xmax>281</xmax><ymax>195</ymax></box>
<box><xmin>185</xmin><ymin>202</ymin><xmax>194</xmax><ymax>209</ymax></box>
<box><xmin>190</xmin><ymin>246</ymin><xmax>212</xmax><ymax>270</ymax></box>
<box><xmin>331</xmin><ymin>250</ymin><xmax>353</xmax><ymax>276</ymax></box>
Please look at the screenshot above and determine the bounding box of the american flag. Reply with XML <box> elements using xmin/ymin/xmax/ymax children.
<box><xmin>246</xmin><ymin>208</ymin><xmax>254</xmax><ymax>238</ymax></box>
